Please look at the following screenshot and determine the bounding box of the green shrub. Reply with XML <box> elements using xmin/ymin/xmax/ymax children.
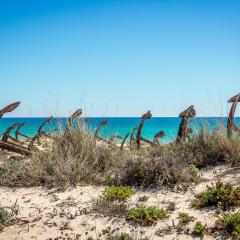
<box><xmin>215</xmin><ymin>212</ymin><xmax>240</xmax><ymax>237</ymax></box>
<box><xmin>178</xmin><ymin>212</ymin><xmax>194</xmax><ymax>225</ymax></box>
<box><xmin>102</xmin><ymin>186</ymin><xmax>135</xmax><ymax>201</ymax></box>
<box><xmin>128</xmin><ymin>206</ymin><xmax>167</xmax><ymax>225</ymax></box>
<box><xmin>192</xmin><ymin>222</ymin><xmax>207</xmax><ymax>236</ymax></box>
<box><xmin>192</xmin><ymin>181</ymin><xmax>240</xmax><ymax>210</ymax></box>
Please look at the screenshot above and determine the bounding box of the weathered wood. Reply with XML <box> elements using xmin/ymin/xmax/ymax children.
<box><xmin>227</xmin><ymin>93</ymin><xmax>240</xmax><ymax>140</ymax></box>
<box><xmin>120</xmin><ymin>133</ymin><xmax>130</xmax><ymax>150</ymax></box>
<box><xmin>153</xmin><ymin>130</ymin><xmax>165</xmax><ymax>145</ymax></box>
<box><xmin>108</xmin><ymin>135</ymin><xmax>122</xmax><ymax>144</ymax></box>
<box><xmin>177</xmin><ymin>105</ymin><xmax>196</xmax><ymax>143</ymax></box>
<box><xmin>130</xmin><ymin>126</ymin><xmax>138</xmax><ymax>146</ymax></box>
<box><xmin>94</xmin><ymin>119</ymin><xmax>108</xmax><ymax>138</ymax></box>
<box><xmin>15</xmin><ymin>123</ymin><xmax>31</xmax><ymax>140</ymax></box>
<box><xmin>38</xmin><ymin>116</ymin><xmax>53</xmax><ymax>133</ymax></box>
<box><xmin>8</xmin><ymin>135</ymin><xmax>23</xmax><ymax>144</ymax></box>
<box><xmin>0</xmin><ymin>102</ymin><xmax>20</xmax><ymax>118</ymax></box>
<box><xmin>136</xmin><ymin>111</ymin><xmax>152</xmax><ymax>148</ymax></box>
<box><xmin>28</xmin><ymin>131</ymin><xmax>45</xmax><ymax>151</ymax></box>
<box><xmin>228</xmin><ymin>93</ymin><xmax>240</xmax><ymax>103</ymax></box>
<box><xmin>67</xmin><ymin>109</ymin><xmax>82</xmax><ymax>128</ymax></box>
<box><xmin>0</xmin><ymin>140</ymin><xmax>31</xmax><ymax>156</ymax></box>
<box><xmin>2</xmin><ymin>122</ymin><xmax>21</xmax><ymax>142</ymax></box>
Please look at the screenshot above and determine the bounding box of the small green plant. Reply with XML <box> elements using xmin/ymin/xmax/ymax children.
<box><xmin>102</xmin><ymin>186</ymin><xmax>135</xmax><ymax>201</ymax></box>
<box><xmin>128</xmin><ymin>206</ymin><xmax>167</xmax><ymax>225</ymax></box>
<box><xmin>106</xmin><ymin>233</ymin><xmax>149</xmax><ymax>240</ymax></box>
<box><xmin>0</xmin><ymin>200</ymin><xmax>19</xmax><ymax>231</ymax></box>
<box><xmin>192</xmin><ymin>181</ymin><xmax>240</xmax><ymax>210</ymax></box>
<box><xmin>138</xmin><ymin>195</ymin><xmax>149</xmax><ymax>202</ymax></box>
<box><xmin>192</xmin><ymin>222</ymin><xmax>207</xmax><ymax>237</ymax></box>
<box><xmin>178</xmin><ymin>212</ymin><xmax>194</xmax><ymax>225</ymax></box>
<box><xmin>215</xmin><ymin>212</ymin><xmax>240</xmax><ymax>237</ymax></box>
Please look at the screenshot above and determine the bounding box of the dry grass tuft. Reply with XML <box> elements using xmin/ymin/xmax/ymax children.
<box><xmin>1</xmin><ymin>124</ymin><xmax>240</xmax><ymax>189</ymax></box>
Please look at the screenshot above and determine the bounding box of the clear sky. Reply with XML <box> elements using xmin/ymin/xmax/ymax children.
<box><xmin>0</xmin><ymin>0</ymin><xmax>239</xmax><ymax>117</ymax></box>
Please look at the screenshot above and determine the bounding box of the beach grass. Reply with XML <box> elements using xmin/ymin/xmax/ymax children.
<box><xmin>0</xmin><ymin>123</ymin><xmax>240</xmax><ymax>189</ymax></box>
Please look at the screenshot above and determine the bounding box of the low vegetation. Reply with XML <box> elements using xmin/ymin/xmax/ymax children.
<box><xmin>178</xmin><ymin>212</ymin><xmax>194</xmax><ymax>225</ymax></box>
<box><xmin>128</xmin><ymin>206</ymin><xmax>167</xmax><ymax>225</ymax></box>
<box><xmin>0</xmin><ymin>124</ymin><xmax>240</xmax><ymax>190</ymax></box>
<box><xmin>215</xmin><ymin>212</ymin><xmax>240</xmax><ymax>237</ymax></box>
<box><xmin>102</xmin><ymin>186</ymin><xmax>135</xmax><ymax>201</ymax></box>
<box><xmin>192</xmin><ymin>181</ymin><xmax>240</xmax><ymax>210</ymax></box>
<box><xmin>192</xmin><ymin>222</ymin><xmax>207</xmax><ymax>237</ymax></box>
<box><xmin>0</xmin><ymin>200</ymin><xmax>19</xmax><ymax>231</ymax></box>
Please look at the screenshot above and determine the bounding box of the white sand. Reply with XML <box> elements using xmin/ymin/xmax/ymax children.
<box><xmin>0</xmin><ymin>165</ymin><xmax>239</xmax><ymax>240</ymax></box>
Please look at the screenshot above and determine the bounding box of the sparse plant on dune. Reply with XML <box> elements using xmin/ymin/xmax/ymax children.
<box><xmin>178</xmin><ymin>212</ymin><xmax>194</xmax><ymax>225</ymax></box>
<box><xmin>192</xmin><ymin>181</ymin><xmax>240</xmax><ymax>210</ymax></box>
<box><xmin>128</xmin><ymin>206</ymin><xmax>168</xmax><ymax>225</ymax></box>
<box><xmin>0</xmin><ymin>200</ymin><xmax>19</xmax><ymax>232</ymax></box>
<box><xmin>215</xmin><ymin>212</ymin><xmax>240</xmax><ymax>237</ymax></box>
<box><xmin>192</xmin><ymin>222</ymin><xmax>207</xmax><ymax>237</ymax></box>
<box><xmin>102</xmin><ymin>186</ymin><xmax>135</xmax><ymax>201</ymax></box>
<box><xmin>1</xmin><ymin>121</ymin><xmax>240</xmax><ymax>190</ymax></box>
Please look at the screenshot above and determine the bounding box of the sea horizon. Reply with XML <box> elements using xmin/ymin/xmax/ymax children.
<box><xmin>1</xmin><ymin>117</ymin><xmax>239</xmax><ymax>143</ymax></box>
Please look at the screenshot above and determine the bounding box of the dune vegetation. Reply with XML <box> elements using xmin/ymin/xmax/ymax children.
<box><xmin>0</xmin><ymin>94</ymin><xmax>240</xmax><ymax>239</ymax></box>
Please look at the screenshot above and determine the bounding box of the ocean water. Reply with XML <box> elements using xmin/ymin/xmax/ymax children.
<box><xmin>0</xmin><ymin>117</ymin><xmax>239</xmax><ymax>143</ymax></box>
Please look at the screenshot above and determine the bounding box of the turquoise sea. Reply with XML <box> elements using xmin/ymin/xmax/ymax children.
<box><xmin>0</xmin><ymin>117</ymin><xmax>239</xmax><ymax>143</ymax></box>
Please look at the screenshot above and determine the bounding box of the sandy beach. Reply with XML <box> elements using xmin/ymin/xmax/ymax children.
<box><xmin>0</xmin><ymin>165</ymin><xmax>239</xmax><ymax>240</ymax></box>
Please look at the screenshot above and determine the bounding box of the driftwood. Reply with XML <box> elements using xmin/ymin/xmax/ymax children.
<box><xmin>0</xmin><ymin>101</ymin><xmax>32</xmax><ymax>156</ymax></box>
<box><xmin>0</xmin><ymin>141</ymin><xmax>31</xmax><ymax>156</ymax></box>
<box><xmin>2</xmin><ymin>122</ymin><xmax>21</xmax><ymax>142</ymax></box>
<box><xmin>28</xmin><ymin>131</ymin><xmax>46</xmax><ymax>151</ymax></box>
<box><xmin>38</xmin><ymin>116</ymin><xmax>53</xmax><ymax>133</ymax></box>
<box><xmin>94</xmin><ymin>119</ymin><xmax>108</xmax><ymax>138</ymax></box>
<box><xmin>136</xmin><ymin>111</ymin><xmax>152</xmax><ymax>148</ymax></box>
<box><xmin>227</xmin><ymin>93</ymin><xmax>240</xmax><ymax>140</ymax></box>
<box><xmin>67</xmin><ymin>109</ymin><xmax>82</xmax><ymax>129</ymax></box>
<box><xmin>130</xmin><ymin>126</ymin><xmax>138</xmax><ymax>146</ymax></box>
<box><xmin>0</xmin><ymin>102</ymin><xmax>20</xmax><ymax>118</ymax></box>
<box><xmin>15</xmin><ymin>123</ymin><xmax>31</xmax><ymax>140</ymax></box>
<box><xmin>64</xmin><ymin>109</ymin><xmax>83</xmax><ymax>139</ymax></box>
<box><xmin>153</xmin><ymin>130</ymin><xmax>165</xmax><ymax>145</ymax></box>
<box><xmin>108</xmin><ymin>135</ymin><xmax>122</xmax><ymax>144</ymax></box>
<box><xmin>120</xmin><ymin>133</ymin><xmax>130</xmax><ymax>150</ymax></box>
<box><xmin>176</xmin><ymin>105</ymin><xmax>196</xmax><ymax>143</ymax></box>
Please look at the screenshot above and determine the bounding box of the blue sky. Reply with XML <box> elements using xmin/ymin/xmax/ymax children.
<box><xmin>0</xmin><ymin>0</ymin><xmax>239</xmax><ymax>117</ymax></box>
